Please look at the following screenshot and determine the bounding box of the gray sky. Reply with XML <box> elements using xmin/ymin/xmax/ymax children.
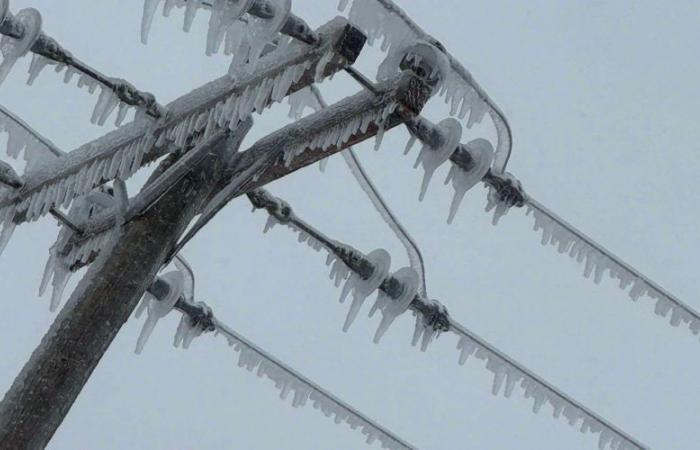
<box><xmin>1</xmin><ymin>1</ymin><xmax>699</xmax><ymax>449</ymax></box>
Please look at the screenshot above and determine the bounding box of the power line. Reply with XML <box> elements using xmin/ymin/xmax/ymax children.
<box><xmin>144</xmin><ymin>267</ymin><xmax>417</xmax><ymax>450</ymax></box>
<box><xmin>403</xmin><ymin>111</ymin><xmax>700</xmax><ymax>342</ymax></box>
<box><xmin>248</xmin><ymin>187</ymin><xmax>648</xmax><ymax>450</ymax></box>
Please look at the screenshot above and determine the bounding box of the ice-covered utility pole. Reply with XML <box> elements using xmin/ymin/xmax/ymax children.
<box><xmin>0</xmin><ymin>60</ymin><xmax>432</xmax><ymax>450</ymax></box>
<box><xmin>0</xmin><ymin>125</ymin><xmax>252</xmax><ymax>449</ymax></box>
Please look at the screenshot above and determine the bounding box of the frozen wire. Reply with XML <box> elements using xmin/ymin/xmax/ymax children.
<box><xmin>211</xmin><ymin>318</ymin><xmax>416</xmax><ymax>450</ymax></box>
<box><xmin>253</xmin><ymin>188</ymin><xmax>649</xmax><ymax>450</ymax></box>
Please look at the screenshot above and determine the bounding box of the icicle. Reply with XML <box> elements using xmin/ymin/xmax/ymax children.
<box><xmin>141</xmin><ymin>0</ymin><xmax>162</xmax><ymax>44</ymax></box>
<box><xmin>445</xmin><ymin>138</ymin><xmax>494</xmax><ymax>224</ymax></box>
<box><xmin>0</xmin><ymin>8</ymin><xmax>43</xmax><ymax>87</ymax></box>
<box><xmin>370</xmin><ymin>267</ymin><xmax>419</xmax><ymax>343</ymax></box>
<box><xmin>183</xmin><ymin>0</ymin><xmax>203</xmax><ymax>32</ymax></box>
<box><xmin>26</xmin><ymin>53</ymin><xmax>50</xmax><ymax>86</ymax></box>
<box><xmin>413</xmin><ymin>118</ymin><xmax>462</xmax><ymax>201</ymax></box>
<box><xmin>0</xmin><ymin>207</ymin><xmax>16</xmax><ymax>256</ymax></box>
<box><xmin>287</xmin><ymin>87</ymin><xmax>321</xmax><ymax>120</ymax></box>
<box><xmin>134</xmin><ymin>270</ymin><xmax>183</xmax><ymax>354</ymax></box>
<box><xmin>339</xmin><ymin>249</ymin><xmax>391</xmax><ymax>332</ymax></box>
<box><xmin>205</xmin><ymin>0</ymin><xmax>253</xmax><ymax>56</ymax></box>
<box><xmin>173</xmin><ymin>306</ymin><xmax>206</xmax><ymax>349</ymax></box>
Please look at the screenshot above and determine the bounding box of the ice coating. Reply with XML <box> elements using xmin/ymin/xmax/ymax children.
<box><xmin>141</xmin><ymin>0</ymin><xmax>289</xmax><ymax>75</ymax></box>
<box><xmin>39</xmin><ymin>190</ymin><xmax>117</xmax><ymax>311</ymax></box>
<box><xmin>525</xmin><ymin>201</ymin><xmax>700</xmax><ymax>341</ymax></box>
<box><xmin>205</xmin><ymin>0</ymin><xmax>254</xmax><ymax>56</ymax></box>
<box><xmin>0</xmin><ymin>27</ymin><xmax>341</xmax><ymax>227</ymax></box>
<box><xmin>287</xmin><ymin>86</ymin><xmax>322</xmax><ymax>120</ymax></box>
<box><xmin>218</xmin><ymin>325</ymin><xmax>413</xmax><ymax>449</ymax></box>
<box><xmin>369</xmin><ymin>266</ymin><xmax>419</xmax><ymax>343</ymax></box>
<box><xmin>0</xmin><ymin>106</ymin><xmax>61</xmax><ymax>176</ymax></box>
<box><xmin>338</xmin><ymin>0</ymin><xmax>512</xmax><ymax>173</ymax></box>
<box><xmin>0</xmin><ymin>8</ymin><xmax>42</xmax><ymax>87</ymax></box>
<box><xmin>454</xmin><ymin>331</ymin><xmax>643</xmax><ymax>450</ymax></box>
<box><xmin>339</xmin><ymin>248</ymin><xmax>391</xmax><ymax>332</ymax></box>
<box><xmin>283</xmin><ymin>101</ymin><xmax>398</xmax><ymax>167</ymax></box>
<box><xmin>445</xmin><ymin>138</ymin><xmax>494</xmax><ymax>224</ymax></box>
<box><xmin>378</xmin><ymin>40</ymin><xmax>450</xmax><ymax>93</ymax></box>
<box><xmin>413</xmin><ymin>117</ymin><xmax>462</xmax><ymax>201</ymax></box>
<box><xmin>26</xmin><ymin>53</ymin><xmax>51</xmax><ymax>86</ymax></box>
<box><xmin>485</xmin><ymin>172</ymin><xmax>520</xmax><ymax>225</ymax></box>
<box><xmin>134</xmin><ymin>270</ymin><xmax>184</xmax><ymax>354</ymax></box>
<box><xmin>173</xmin><ymin>302</ymin><xmax>210</xmax><ymax>349</ymax></box>
<box><xmin>410</xmin><ymin>299</ymin><xmax>446</xmax><ymax>352</ymax></box>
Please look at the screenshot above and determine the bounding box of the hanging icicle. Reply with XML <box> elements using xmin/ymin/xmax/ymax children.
<box><xmin>445</xmin><ymin>138</ymin><xmax>494</xmax><ymax>224</ymax></box>
<box><xmin>0</xmin><ymin>7</ymin><xmax>42</xmax><ymax>87</ymax></box>
<box><xmin>411</xmin><ymin>117</ymin><xmax>462</xmax><ymax>201</ymax></box>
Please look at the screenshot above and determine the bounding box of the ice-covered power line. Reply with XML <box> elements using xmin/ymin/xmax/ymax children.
<box><xmin>0</xmin><ymin>2</ymin><xmax>165</xmax><ymax>122</ymax></box>
<box><xmin>137</xmin><ymin>263</ymin><xmax>416</xmax><ymax>450</ymax></box>
<box><xmin>403</xmin><ymin>111</ymin><xmax>700</xmax><ymax>344</ymax></box>
<box><xmin>337</xmin><ymin>0</ymin><xmax>514</xmax><ymax>174</ymax></box>
<box><xmin>249</xmin><ymin>187</ymin><xmax>648</xmax><ymax>450</ymax></box>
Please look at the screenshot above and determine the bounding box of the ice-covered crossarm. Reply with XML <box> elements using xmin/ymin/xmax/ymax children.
<box><xmin>524</xmin><ymin>197</ymin><xmax>700</xmax><ymax>341</ymax></box>
<box><xmin>0</xmin><ymin>18</ymin><xmax>362</xmax><ymax>230</ymax></box>
<box><xmin>174</xmin><ymin>68</ymin><xmax>431</xmax><ymax>254</ymax></box>
<box><xmin>338</xmin><ymin>0</ymin><xmax>513</xmax><ymax>173</ymax></box>
<box><xmin>451</xmin><ymin>321</ymin><xmax>647</xmax><ymax>450</ymax></box>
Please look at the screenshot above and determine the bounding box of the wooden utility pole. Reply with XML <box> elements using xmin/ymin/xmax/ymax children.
<box><xmin>0</xmin><ymin>125</ymin><xmax>251</xmax><ymax>449</ymax></box>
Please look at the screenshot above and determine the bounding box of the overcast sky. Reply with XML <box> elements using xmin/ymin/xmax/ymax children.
<box><xmin>1</xmin><ymin>1</ymin><xmax>699</xmax><ymax>449</ymax></box>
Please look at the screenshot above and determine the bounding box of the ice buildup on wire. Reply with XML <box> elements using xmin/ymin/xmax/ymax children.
<box><xmin>218</xmin><ymin>326</ymin><xmax>413</xmax><ymax>449</ymax></box>
<box><xmin>454</xmin><ymin>329</ymin><xmax>643</xmax><ymax>450</ymax></box>
<box><xmin>525</xmin><ymin>200</ymin><xmax>700</xmax><ymax>341</ymax></box>
<box><xmin>445</xmin><ymin>138</ymin><xmax>494</xmax><ymax>224</ymax></box>
<box><xmin>410</xmin><ymin>299</ymin><xmax>447</xmax><ymax>351</ymax></box>
<box><xmin>0</xmin><ymin>106</ymin><xmax>61</xmax><ymax>176</ymax></box>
